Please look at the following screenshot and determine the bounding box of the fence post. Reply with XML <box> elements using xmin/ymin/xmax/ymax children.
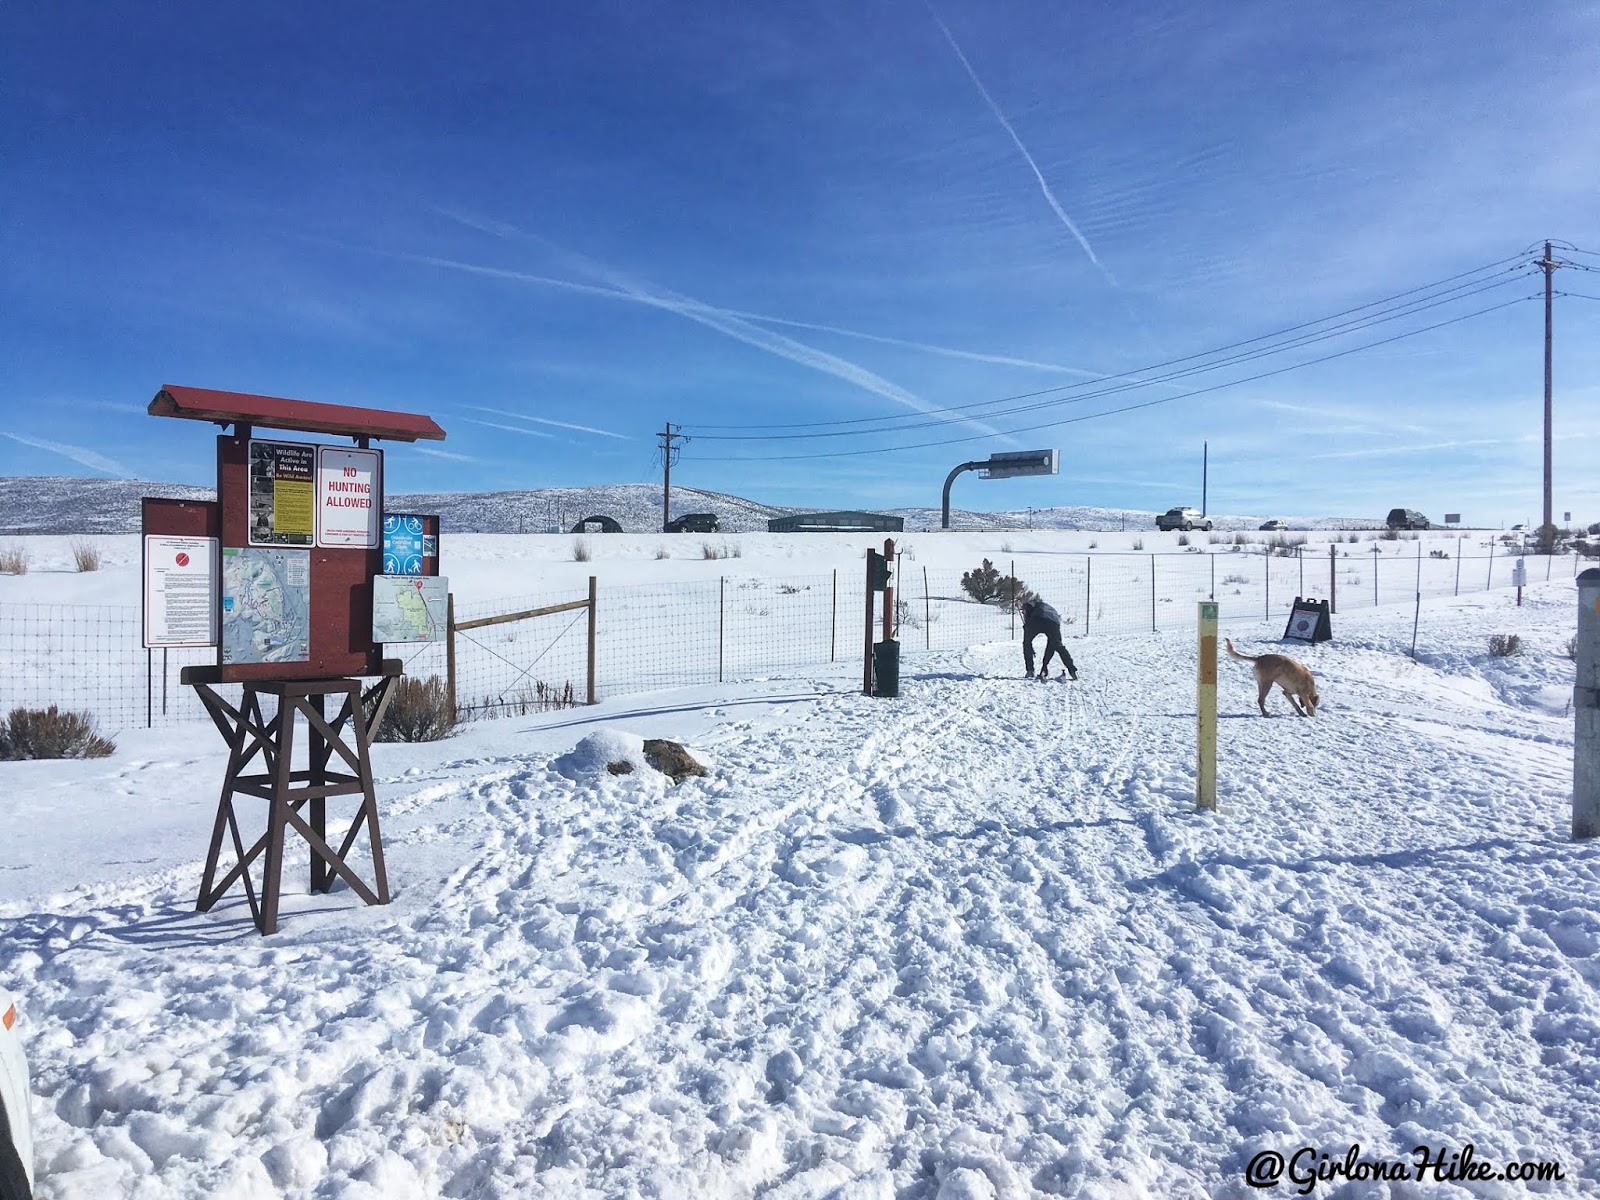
<box><xmin>1264</xmin><ymin>551</ymin><xmax>1270</xmax><ymax>620</ymax></box>
<box><xmin>831</xmin><ymin>568</ymin><xmax>837</xmax><ymax>662</ymax></box>
<box><xmin>718</xmin><ymin>576</ymin><xmax>725</xmax><ymax>684</ymax></box>
<box><xmin>1372</xmin><ymin>545</ymin><xmax>1380</xmax><ymax>606</ymax></box>
<box><xmin>923</xmin><ymin>566</ymin><xmax>931</xmax><ymax>650</ymax></box>
<box><xmin>1547</xmin><ymin>551</ymin><xmax>1554</xmax><ymax>582</ymax></box>
<box><xmin>446</xmin><ymin>592</ymin><xmax>457</xmax><ymax>718</ymax></box>
<box><xmin>1298</xmin><ymin>544</ymin><xmax>1304</xmax><ymax>597</ymax></box>
<box><xmin>1410</xmin><ymin>541</ymin><xmax>1423</xmax><ymax>659</ymax></box>
<box><xmin>1150</xmin><ymin>555</ymin><xmax>1157</xmax><ymax>632</ymax></box>
<box><xmin>162</xmin><ymin>647</ymin><xmax>169</xmax><ymax>716</ymax></box>
<box><xmin>1329</xmin><ymin>543</ymin><xmax>1338</xmax><ymax>614</ymax></box>
<box><xmin>1487</xmin><ymin>540</ymin><xmax>1496</xmax><ymax>590</ymax></box>
<box><xmin>1573</xmin><ymin>569</ymin><xmax>1600</xmax><ymax>838</ymax></box>
<box><xmin>863</xmin><ymin>549</ymin><xmax>876</xmax><ymax>695</ymax></box>
<box><xmin>146</xmin><ymin>647</ymin><xmax>153</xmax><ymax>729</ymax></box>
<box><xmin>1085</xmin><ymin>555</ymin><xmax>1092</xmax><ymax>634</ymax></box>
<box><xmin>1197</xmin><ymin>600</ymin><xmax>1218</xmax><ymax>812</ymax></box>
<box><xmin>1010</xmin><ymin>558</ymin><xmax>1017</xmax><ymax>639</ymax></box>
<box><xmin>586</xmin><ymin>576</ymin><xmax>597</xmax><ymax>704</ymax></box>
<box><xmin>1455</xmin><ymin>538</ymin><xmax>1462</xmax><ymax>596</ymax></box>
<box><xmin>1210</xmin><ymin>552</ymin><xmax>1216</xmax><ymax>601</ymax></box>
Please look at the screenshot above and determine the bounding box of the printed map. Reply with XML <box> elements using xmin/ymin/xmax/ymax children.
<box><xmin>372</xmin><ymin>575</ymin><xmax>447</xmax><ymax>643</ymax></box>
<box><xmin>221</xmin><ymin>548</ymin><xmax>311</xmax><ymax>664</ymax></box>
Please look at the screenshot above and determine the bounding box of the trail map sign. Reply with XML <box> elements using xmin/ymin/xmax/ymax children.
<box><xmin>317</xmin><ymin>446</ymin><xmax>381</xmax><ymax>548</ymax></box>
<box><xmin>248</xmin><ymin>440</ymin><xmax>315</xmax><ymax>546</ymax></box>
<box><xmin>221</xmin><ymin>547</ymin><xmax>311</xmax><ymax>664</ymax></box>
<box><xmin>143</xmin><ymin>535</ymin><xmax>218</xmax><ymax>647</ymax></box>
<box><xmin>372</xmin><ymin>575</ymin><xmax>448</xmax><ymax>643</ymax></box>
<box><xmin>382</xmin><ymin>514</ymin><xmax>440</xmax><ymax>576</ymax></box>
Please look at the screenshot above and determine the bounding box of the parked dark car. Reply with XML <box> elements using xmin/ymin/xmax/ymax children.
<box><xmin>1386</xmin><ymin>508</ymin><xmax>1430</xmax><ymax>530</ymax></box>
<box><xmin>665</xmin><ymin>513</ymin><xmax>720</xmax><ymax>533</ymax></box>
<box><xmin>1259</xmin><ymin>519</ymin><xmax>1288</xmax><ymax>532</ymax></box>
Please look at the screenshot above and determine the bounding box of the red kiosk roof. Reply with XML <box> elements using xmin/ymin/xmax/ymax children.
<box><xmin>149</xmin><ymin>385</ymin><xmax>447</xmax><ymax>443</ymax></box>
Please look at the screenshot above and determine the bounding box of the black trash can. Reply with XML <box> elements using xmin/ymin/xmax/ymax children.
<box><xmin>872</xmin><ymin>639</ymin><xmax>900</xmax><ymax>698</ymax></box>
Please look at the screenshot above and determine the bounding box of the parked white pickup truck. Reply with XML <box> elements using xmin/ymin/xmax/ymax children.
<box><xmin>1156</xmin><ymin>507</ymin><xmax>1212</xmax><ymax>532</ymax></box>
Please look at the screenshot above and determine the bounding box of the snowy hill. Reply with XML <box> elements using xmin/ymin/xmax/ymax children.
<box><xmin>0</xmin><ymin>475</ymin><xmax>1379</xmax><ymax>534</ymax></box>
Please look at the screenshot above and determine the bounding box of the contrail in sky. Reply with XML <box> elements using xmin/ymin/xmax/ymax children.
<box><xmin>411</xmin><ymin>446</ymin><xmax>478</xmax><ymax>462</ymax></box>
<box><xmin>2</xmin><ymin>431</ymin><xmax>135</xmax><ymax>478</ymax></box>
<box><xmin>467</xmin><ymin>406</ymin><xmax>630</xmax><ymax>439</ymax></box>
<box><xmin>402</xmin><ymin>230</ymin><xmax>1015</xmax><ymax>438</ymax></box>
<box><xmin>462</xmin><ymin>418</ymin><xmax>556</xmax><ymax>439</ymax></box>
<box><xmin>930</xmin><ymin>10</ymin><xmax>1118</xmax><ymax>289</ymax></box>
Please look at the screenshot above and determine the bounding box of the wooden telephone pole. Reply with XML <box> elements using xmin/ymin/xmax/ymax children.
<box><xmin>658</xmin><ymin>423</ymin><xmax>687</xmax><ymax>533</ymax></box>
<box><xmin>1538</xmin><ymin>242</ymin><xmax>1559</xmax><ymax>551</ymax></box>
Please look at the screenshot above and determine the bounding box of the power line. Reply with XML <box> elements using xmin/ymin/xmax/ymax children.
<box><xmin>690</xmin><ymin>293</ymin><xmax>1538</xmax><ymax>463</ymax></box>
<box><xmin>682</xmin><ymin>251</ymin><xmax>1533</xmax><ymax>435</ymax></box>
<box><xmin>688</xmin><ymin>269</ymin><xmax>1534</xmax><ymax>442</ymax></box>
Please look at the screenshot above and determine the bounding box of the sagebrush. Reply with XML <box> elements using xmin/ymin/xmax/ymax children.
<box><xmin>374</xmin><ymin>676</ymin><xmax>456</xmax><ymax>742</ymax></box>
<box><xmin>0</xmin><ymin>706</ymin><xmax>114</xmax><ymax>759</ymax></box>
<box><xmin>1486</xmin><ymin>633</ymin><xmax>1521</xmax><ymax>658</ymax></box>
<box><xmin>71</xmin><ymin>541</ymin><xmax>101</xmax><ymax>572</ymax></box>
<box><xmin>959</xmin><ymin>558</ymin><xmax>1034</xmax><ymax>607</ymax></box>
<box><xmin>0</xmin><ymin>546</ymin><xmax>26</xmax><ymax>575</ymax></box>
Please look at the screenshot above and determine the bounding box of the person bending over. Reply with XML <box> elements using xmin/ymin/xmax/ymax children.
<box><xmin>1020</xmin><ymin>597</ymin><xmax>1078</xmax><ymax>681</ymax></box>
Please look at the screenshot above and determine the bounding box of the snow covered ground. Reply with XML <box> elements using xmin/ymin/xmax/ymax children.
<box><xmin>0</xmin><ymin>551</ymin><xmax>1594</xmax><ymax>1196</ymax></box>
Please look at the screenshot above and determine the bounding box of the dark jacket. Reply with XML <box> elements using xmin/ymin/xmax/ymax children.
<box><xmin>1023</xmin><ymin>600</ymin><xmax>1062</xmax><ymax>629</ymax></box>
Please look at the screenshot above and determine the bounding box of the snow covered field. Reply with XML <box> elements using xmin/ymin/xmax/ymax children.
<box><xmin>0</xmin><ymin>527</ymin><xmax>1575</xmax><ymax>732</ymax></box>
<box><xmin>0</xmin><ymin>533</ymin><xmax>1593</xmax><ymax>1196</ymax></box>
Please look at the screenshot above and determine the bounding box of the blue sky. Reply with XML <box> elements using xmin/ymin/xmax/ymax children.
<box><xmin>3</xmin><ymin>0</ymin><xmax>1598</xmax><ymax>524</ymax></box>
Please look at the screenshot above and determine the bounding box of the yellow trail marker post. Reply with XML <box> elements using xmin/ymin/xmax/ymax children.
<box><xmin>1198</xmin><ymin>601</ymin><xmax>1218</xmax><ymax>811</ymax></box>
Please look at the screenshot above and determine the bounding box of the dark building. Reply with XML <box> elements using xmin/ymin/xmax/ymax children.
<box><xmin>767</xmin><ymin>511</ymin><xmax>904</xmax><ymax>533</ymax></box>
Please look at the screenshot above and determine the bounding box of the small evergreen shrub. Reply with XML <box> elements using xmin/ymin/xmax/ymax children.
<box><xmin>375</xmin><ymin>677</ymin><xmax>456</xmax><ymax>742</ymax></box>
<box><xmin>1486</xmin><ymin>633</ymin><xmax>1522</xmax><ymax>658</ymax></box>
<box><xmin>961</xmin><ymin>558</ymin><xmax>1003</xmax><ymax>603</ymax></box>
<box><xmin>0</xmin><ymin>706</ymin><xmax>114</xmax><ymax>759</ymax></box>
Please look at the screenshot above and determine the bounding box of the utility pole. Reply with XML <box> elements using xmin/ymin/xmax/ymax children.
<box><xmin>658</xmin><ymin>423</ymin><xmax>687</xmax><ymax>533</ymax></box>
<box><xmin>1539</xmin><ymin>241</ymin><xmax>1559</xmax><ymax>552</ymax></box>
<box><xmin>1202</xmin><ymin>441</ymin><xmax>1208</xmax><ymax>516</ymax></box>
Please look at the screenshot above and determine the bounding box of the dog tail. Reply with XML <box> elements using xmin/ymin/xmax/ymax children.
<box><xmin>1223</xmin><ymin>638</ymin><xmax>1257</xmax><ymax>662</ymax></box>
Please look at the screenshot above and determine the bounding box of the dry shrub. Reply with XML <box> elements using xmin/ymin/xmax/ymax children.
<box><xmin>1567</xmin><ymin>635</ymin><xmax>1579</xmax><ymax>660</ymax></box>
<box><xmin>71</xmin><ymin>541</ymin><xmax>101</xmax><ymax>572</ymax></box>
<box><xmin>374</xmin><ymin>676</ymin><xmax>456</xmax><ymax>742</ymax></box>
<box><xmin>0</xmin><ymin>706</ymin><xmax>114</xmax><ymax>759</ymax></box>
<box><xmin>1486</xmin><ymin>633</ymin><xmax>1522</xmax><ymax>658</ymax></box>
<box><xmin>654</xmin><ymin>546</ymin><xmax>671</xmax><ymax>560</ymax></box>
<box><xmin>0</xmin><ymin>546</ymin><xmax>27</xmax><ymax>575</ymax></box>
<box><xmin>572</xmin><ymin>537</ymin><xmax>592</xmax><ymax>562</ymax></box>
<box><xmin>701</xmin><ymin>542</ymin><xmax>725</xmax><ymax>560</ymax></box>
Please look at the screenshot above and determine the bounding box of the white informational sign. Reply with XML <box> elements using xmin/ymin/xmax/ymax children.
<box><xmin>143</xmin><ymin>536</ymin><xmax>219</xmax><ymax>648</ymax></box>
<box><xmin>372</xmin><ymin>575</ymin><xmax>448</xmax><ymax>644</ymax></box>
<box><xmin>317</xmin><ymin>446</ymin><xmax>382</xmax><ymax>548</ymax></box>
<box><xmin>1512</xmin><ymin>558</ymin><xmax>1527</xmax><ymax>587</ymax></box>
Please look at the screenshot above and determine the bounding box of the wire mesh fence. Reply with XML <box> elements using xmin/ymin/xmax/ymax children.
<box><xmin>1</xmin><ymin>547</ymin><xmax>1586</xmax><ymax>733</ymax></box>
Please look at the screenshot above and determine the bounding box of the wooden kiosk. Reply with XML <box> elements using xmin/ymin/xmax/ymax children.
<box><xmin>146</xmin><ymin>385</ymin><xmax>446</xmax><ymax>934</ymax></box>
